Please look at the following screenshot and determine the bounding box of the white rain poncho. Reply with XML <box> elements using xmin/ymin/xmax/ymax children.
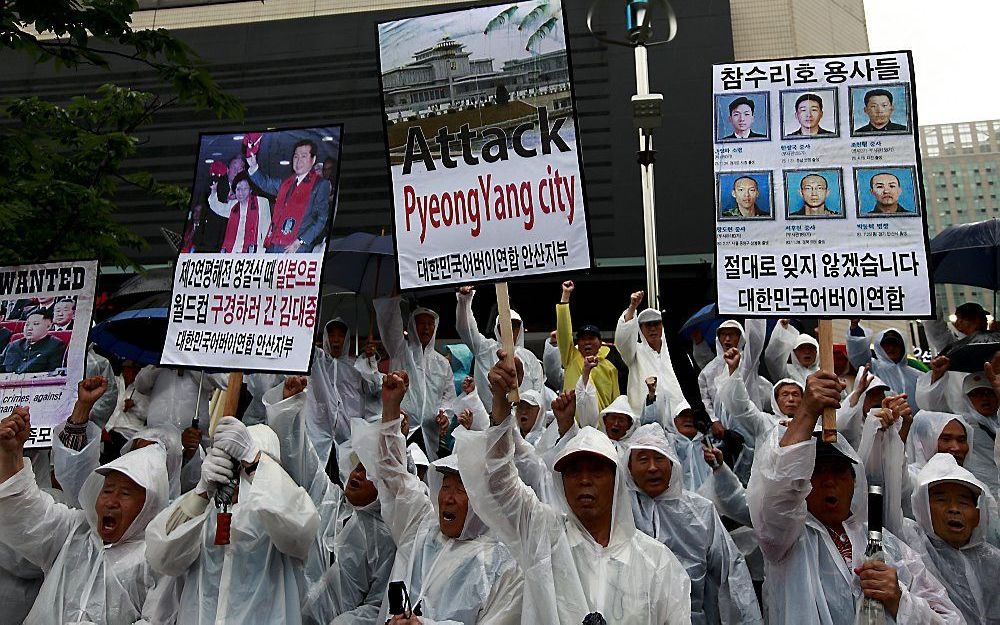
<box><xmin>748</xmin><ymin>426</ymin><xmax>964</xmax><ymax>624</ymax></box>
<box><xmin>354</xmin><ymin>417</ymin><xmax>523</xmax><ymax>625</ymax></box>
<box><xmin>242</xmin><ymin>372</ymin><xmax>284</xmax><ymax>425</ymax></box>
<box><xmin>542</xmin><ymin>336</ymin><xmax>564</xmax><ymax>391</ymax></box>
<box><xmin>951</xmin><ymin>375</ymin><xmax>1000</xmax><ymax>498</ymax></box>
<box><xmin>455</xmin><ymin>289</ymin><xmax>545</xmax><ymax>408</ymax></box>
<box><xmin>122</xmin><ymin>425</ymin><xmax>186</xmax><ymax>500</ymax></box>
<box><xmin>846</xmin><ymin>326</ymin><xmax>919</xmax><ymax>412</ymax></box>
<box><xmin>374</xmin><ymin>297</ymin><xmax>457</xmax><ymax>452</ymax></box>
<box><xmin>901</xmin><ymin>453</ymin><xmax>1000</xmax><ymax>624</ymax></box>
<box><xmin>303</xmin><ymin>318</ymin><xmax>365</xmax><ymax>466</ymax></box>
<box><xmin>515</xmin><ymin>389</ymin><xmax>549</xmax><ymax>446</ymax></box>
<box><xmin>133</xmin><ymin>366</ymin><xmax>227</xmax><ymax>431</ymax></box>
<box><xmin>856</xmin><ymin>411</ymin><xmax>907</xmax><ymax>537</ymax></box>
<box><xmin>834</xmin><ymin>375</ymin><xmax>891</xmax><ymax>451</ymax></box>
<box><xmin>263</xmin><ymin>384</ymin><xmax>396</xmax><ymax>625</ymax></box>
<box><xmin>614</xmin><ymin>306</ymin><xmax>686</xmax><ymax>417</ymax></box>
<box><xmin>0</xmin><ymin>444</ymin><xmax>171</xmax><ymax>624</ymax></box>
<box><xmin>455</xmin><ymin>420</ymin><xmax>691</xmax><ymax>624</ymax></box>
<box><xmin>85</xmin><ymin>345</ymin><xmax>120</xmax><ymax>429</ymax></box>
<box><xmin>623</xmin><ymin>424</ymin><xmax>762</xmax><ymax>625</ymax></box>
<box><xmin>105</xmin><ymin>375</ymin><xmax>149</xmax><ymax>437</ymax></box>
<box><xmin>577</xmin><ymin>386</ymin><xmax>639</xmax><ymax>449</ymax></box>
<box><xmin>697</xmin><ymin>319</ymin><xmax>767</xmax><ymax>423</ymax></box>
<box><xmin>639</xmin><ymin>400</ymin><xmax>713</xmax><ymax>491</ymax></box>
<box><xmin>0</xmin><ymin>542</ymin><xmax>43</xmax><ymax>624</ymax></box>
<box><xmin>145</xmin><ymin>424</ymin><xmax>320</xmax><ymax>624</ymax></box>
<box><xmin>764</xmin><ymin>324</ymin><xmax>819</xmax><ymax>385</ymax></box>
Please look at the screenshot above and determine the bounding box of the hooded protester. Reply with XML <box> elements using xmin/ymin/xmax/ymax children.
<box><xmin>764</xmin><ymin>320</ymin><xmax>819</xmax><ymax>385</ymax></box>
<box><xmin>556</xmin><ymin>281</ymin><xmax>620</xmax><ymax>411</ymax></box>
<box><xmin>623</xmin><ymin>424</ymin><xmax>762</xmax><ymax>625</ymax></box>
<box><xmin>902</xmin><ymin>453</ymin><xmax>1000</xmax><ymax>625</ymax></box>
<box><xmin>374</xmin><ymin>297</ymin><xmax>457</xmax><ymax>456</ymax></box>
<box><xmin>748</xmin><ymin>371</ymin><xmax>963</xmax><ymax>624</ymax></box>
<box><xmin>362</xmin><ymin>370</ymin><xmax>523</xmax><ymax>624</ymax></box>
<box><xmin>455</xmin><ymin>354</ymin><xmax>691</xmax><ymax>624</ymax></box>
<box><xmin>834</xmin><ymin>368</ymin><xmax>894</xmax><ymax>450</ymax></box>
<box><xmin>262</xmin><ymin>376</ymin><xmax>396</xmax><ymax>625</ymax></box>
<box><xmin>105</xmin><ymin>359</ymin><xmax>149</xmax><ymax>439</ymax></box>
<box><xmin>697</xmin><ymin>319</ymin><xmax>767</xmax><ymax>426</ymax></box>
<box><xmin>953</xmin><ymin>372</ymin><xmax>1000</xmax><ymax>497</ymax></box>
<box><xmin>542</xmin><ymin>330</ymin><xmax>565</xmax><ymax>391</ymax></box>
<box><xmin>921</xmin><ymin>302</ymin><xmax>990</xmax><ymax>355</ymax></box>
<box><xmin>456</xmin><ymin>285</ymin><xmax>546</xmax><ymax>408</ymax></box>
<box><xmin>444</xmin><ymin>343</ymin><xmax>474</xmax><ymax>397</ymax></box>
<box><xmin>0</xmin><ymin>407</ymin><xmax>172</xmax><ymax>624</ymax></box>
<box><xmin>847</xmin><ymin>322</ymin><xmax>919</xmax><ymax>412</ymax></box>
<box><xmin>302</xmin><ymin>318</ymin><xmax>371</xmax><ymax>468</ymax></box>
<box><xmin>513</xmin><ymin>389</ymin><xmax>548</xmax><ymax>446</ymax></box>
<box><xmin>133</xmin><ymin>365</ymin><xmax>228</xmax><ymax>432</ymax></box>
<box><xmin>145</xmin><ymin>419</ymin><xmax>320</xmax><ymax>624</ymax></box>
<box><xmin>614</xmin><ymin>290</ymin><xmax>686</xmax><ymax>416</ymax></box>
<box><xmin>85</xmin><ymin>344</ymin><xmax>120</xmax><ymax>429</ymax></box>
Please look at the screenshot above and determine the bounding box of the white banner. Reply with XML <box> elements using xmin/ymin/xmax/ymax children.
<box><xmin>0</xmin><ymin>260</ymin><xmax>98</xmax><ymax>447</ymax></box>
<box><xmin>161</xmin><ymin>253</ymin><xmax>321</xmax><ymax>373</ymax></box>
<box><xmin>378</xmin><ymin>1</ymin><xmax>591</xmax><ymax>289</ymax></box>
<box><xmin>712</xmin><ymin>51</ymin><xmax>932</xmax><ymax>317</ymax></box>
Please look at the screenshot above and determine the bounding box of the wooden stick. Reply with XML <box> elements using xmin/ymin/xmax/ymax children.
<box><xmin>210</xmin><ymin>371</ymin><xmax>244</xmax><ymax>436</ymax></box>
<box><xmin>817</xmin><ymin>319</ymin><xmax>837</xmax><ymax>442</ymax></box>
<box><xmin>494</xmin><ymin>282</ymin><xmax>520</xmax><ymax>403</ymax></box>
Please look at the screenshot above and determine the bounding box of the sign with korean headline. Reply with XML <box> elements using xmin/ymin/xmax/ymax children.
<box><xmin>161</xmin><ymin>125</ymin><xmax>343</xmax><ymax>372</ymax></box>
<box><xmin>378</xmin><ymin>0</ymin><xmax>591</xmax><ymax>290</ymax></box>
<box><xmin>712</xmin><ymin>52</ymin><xmax>932</xmax><ymax>317</ymax></box>
<box><xmin>0</xmin><ymin>261</ymin><xmax>98</xmax><ymax>448</ymax></box>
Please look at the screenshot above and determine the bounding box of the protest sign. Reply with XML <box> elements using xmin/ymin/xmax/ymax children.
<box><xmin>713</xmin><ymin>51</ymin><xmax>932</xmax><ymax>317</ymax></box>
<box><xmin>0</xmin><ymin>260</ymin><xmax>98</xmax><ymax>447</ymax></box>
<box><xmin>161</xmin><ymin>126</ymin><xmax>343</xmax><ymax>372</ymax></box>
<box><xmin>377</xmin><ymin>0</ymin><xmax>591</xmax><ymax>290</ymax></box>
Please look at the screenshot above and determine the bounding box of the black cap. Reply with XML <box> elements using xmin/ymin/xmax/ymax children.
<box><xmin>814</xmin><ymin>438</ymin><xmax>858</xmax><ymax>465</ymax></box>
<box><xmin>576</xmin><ymin>324</ymin><xmax>601</xmax><ymax>339</ymax></box>
<box><xmin>956</xmin><ymin>302</ymin><xmax>987</xmax><ymax>320</ymax></box>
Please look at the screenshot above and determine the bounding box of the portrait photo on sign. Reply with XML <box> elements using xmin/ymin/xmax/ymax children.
<box><xmin>854</xmin><ymin>166</ymin><xmax>921</xmax><ymax>218</ymax></box>
<box><xmin>717</xmin><ymin>171</ymin><xmax>774</xmax><ymax>221</ymax></box>
<box><xmin>780</xmin><ymin>88</ymin><xmax>840</xmax><ymax>139</ymax></box>
<box><xmin>783</xmin><ymin>169</ymin><xmax>846</xmax><ymax>219</ymax></box>
<box><xmin>0</xmin><ymin>296</ymin><xmax>75</xmax><ymax>378</ymax></box>
<box><xmin>180</xmin><ymin>126</ymin><xmax>343</xmax><ymax>255</ymax></box>
<box><xmin>849</xmin><ymin>83</ymin><xmax>912</xmax><ymax>136</ymax></box>
<box><xmin>715</xmin><ymin>92</ymin><xmax>770</xmax><ymax>142</ymax></box>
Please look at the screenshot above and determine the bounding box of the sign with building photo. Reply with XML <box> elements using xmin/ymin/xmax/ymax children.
<box><xmin>378</xmin><ymin>0</ymin><xmax>591</xmax><ymax>290</ymax></box>
<box><xmin>712</xmin><ymin>51</ymin><xmax>932</xmax><ymax>317</ymax></box>
<box><xmin>0</xmin><ymin>261</ymin><xmax>98</xmax><ymax>447</ymax></box>
<box><xmin>161</xmin><ymin>126</ymin><xmax>343</xmax><ymax>372</ymax></box>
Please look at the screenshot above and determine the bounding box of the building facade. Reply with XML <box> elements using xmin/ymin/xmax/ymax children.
<box><xmin>729</xmin><ymin>0</ymin><xmax>869</xmax><ymax>60</ymax></box>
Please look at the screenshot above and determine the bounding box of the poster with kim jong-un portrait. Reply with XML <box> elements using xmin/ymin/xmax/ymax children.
<box><xmin>378</xmin><ymin>0</ymin><xmax>592</xmax><ymax>290</ymax></box>
<box><xmin>162</xmin><ymin>126</ymin><xmax>343</xmax><ymax>373</ymax></box>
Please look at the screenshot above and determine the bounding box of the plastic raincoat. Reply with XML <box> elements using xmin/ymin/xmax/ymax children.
<box><xmin>85</xmin><ymin>345</ymin><xmax>120</xmax><ymax>429</ymax></box>
<box><xmin>697</xmin><ymin>320</ymin><xmax>767</xmax><ymax>423</ymax></box>
<box><xmin>577</xmin><ymin>385</ymin><xmax>638</xmax><ymax>449</ymax></box>
<box><xmin>0</xmin><ymin>542</ymin><xmax>43</xmax><ymax>624</ymax></box>
<box><xmin>951</xmin><ymin>377</ymin><xmax>1000</xmax><ymax>498</ymax></box>
<box><xmin>105</xmin><ymin>375</ymin><xmax>149</xmax><ymax>437</ymax></box>
<box><xmin>374</xmin><ymin>297</ymin><xmax>457</xmax><ymax>451</ymax></box>
<box><xmin>354</xmin><ymin>417</ymin><xmax>523</xmax><ymax>625</ymax></box>
<box><xmin>902</xmin><ymin>453</ymin><xmax>1000</xmax><ymax>624</ymax></box>
<box><xmin>764</xmin><ymin>324</ymin><xmax>819</xmax><ymax>385</ymax></box>
<box><xmin>145</xmin><ymin>425</ymin><xmax>320</xmax><ymax>624</ymax></box>
<box><xmin>834</xmin><ymin>376</ymin><xmax>891</xmax><ymax>451</ymax></box>
<box><xmin>242</xmin><ymin>372</ymin><xmax>285</xmax><ymax>425</ymax></box>
<box><xmin>455</xmin><ymin>421</ymin><xmax>691</xmax><ymax>624</ymax></box>
<box><xmin>639</xmin><ymin>400</ymin><xmax>712</xmax><ymax>491</ymax></box>
<box><xmin>0</xmin><ymin>444</ymin><xmax>171</xmax><ymax>624</ymax></box>
<box><xmin>748</xmin><ymin>426</ymin><xmax>963</xmax><ymax>624</ymax></box>
<box><xmin>623</xmin><ymin>424</ymin><xmax>762</xmax><ymax>625</ymax></box>
<box><xmin>133</xmin><ymin>366</ymin><xmax>227</xmax><ymax>432</ymax></box>
<box><xmin>542</xmin><ymin>337</ymin><xmax>564</xmax><ymax>391</ymax></box>
<box><xmin>614</xmin><ymin>307</ymin><xmax>686</xmax><ymax>416</ymax></box>
<box><xmin>847</xmin><ymin>326</ymin><xmax>919</xmax><ymax>412</ymax></box>
<box><xmin>456</xmin><ymin>289</ymin><xmax>545</xmax><ymax>408</ymax></box>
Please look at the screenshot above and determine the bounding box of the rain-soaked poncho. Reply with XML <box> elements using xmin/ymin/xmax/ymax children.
<box><xmin>444</xmin><ymin>343</ymin><xmax>474</xmax><ymax>396</ymax></box>
<box><xmin>577</xmin><ymin>384</ymin><xmax>638</xmax><ymax>450</ymax></box>
<box><xmin>639</xmin><ymin>400</ymin><xmax>713</xmax><ymax>491</ymax></box>
<box><xmin>0</xmin><ymin>444</ymin><xmax>171</xmax><ymax>624</ymax></box>
<box><xmin>950</xmin><ymin>375</ymin><xmax>1000</xmax><ymax>499</ymax></box>
<box><xmin>698</xmin><ymin>320</ymin><xmax>767</xmax><ymax>423</ymax></box>
<box><xmin>262</xmin><ymin>384</ymin><xmax>396</xmax><ymax>625</ymax></box>
<box><xmin>623</xmin><ymin>424</ymin><xmax>762</xmax><ymax>625</ymax></box>
<box><xmin>105</xmin><ymin>375</ymin><xmax>149</xmax><ymax>437</ymax></box>
<box><xmin>456</xmin><ymin>289</ymin><xmax>545</xmax><ymax>408</ymax></box>
<box><xmin>303</xmin><ymin>318</ymin><xmax>366</xmax><ymax>466</ymax></box>
<box><xmin>542</xmin><ymin>336</ymin><xmax>564</xmax><ymax>391</ymax></box>
<box><xmin>901</xmin><ymin>453</ymin><xmax>1000</xmax><ymax>624</ymax></box>
<box><xmin>374</xmin><ymin>297</ymin><xmax>457</xmax><ymax>453</ymax></box>
<box><xmin>145</xmin><ymin>424</ymin><xmax>320</xmax><ymax>624</ymax></box>
<box><xmin>85</xmin><ymin>345</ymin><xmax>120</xmax><ymax>429</ymax></box>
<box><xmin>355</xmin><ymin>416</ymin><xmax>523</xmax><ymax>624</ymax></box>
<box><xmin>455</xmin><ymin>420</ymin><xmax>691</xmax><ymax>624</ymax></box>
<box><xmin>764</xmin><ymin>324</ymin><xmax>819</xmax><ymax>385</ymax></box>
<box><xmin>834</xmin><ymin>375</ymin><xmax>891</xmax><ymax>451</ymax></box>
<box><xmin>748</xmin><ymin>426</ymin><xmax>963</xmax><ymax>624</ymax></box>
<box><xmin>242</xmin><ymin>372</ymin><xmax>285</xmax><ymax>425</ymax></box>
<box><xmin>0</xmin><ymin>542</ymin><xmax>43</xmax><ymax>624</ymax></box>
<box><xmin>133</xmin><ymin>366</ymin><xmax>227</xmax><ymax>431</ymax></box>
<box><xmin>614</xmin><ymin>307</ymin><xmax>686</xmax><ymax>417</ymax></box>
<box><xmin>847</xmin><ymin>326</ymin><xmax>919</xmax><ymax>412</ymax></box>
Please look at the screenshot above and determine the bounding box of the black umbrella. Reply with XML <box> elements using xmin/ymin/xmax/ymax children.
<box><xmin>89</xmin><ymin>293</ymin><xmax>169</xmax><ymax>365</ymax></box>
<box><xmin>325</xmin><ymin>232</ymin><xmax>396</xmax><ymax>297</ymax></box>
<box><xmin>930</xmin><ymin>218</ymin><xmax>1000</xmax><ymax>311</ymax></box>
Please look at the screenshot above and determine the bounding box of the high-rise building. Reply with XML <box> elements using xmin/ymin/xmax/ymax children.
<box><xmin>729</xmin><ymin>0</ymin><xmax>869</xmax><ymax>60</ymax></box>
<box><xmin>919</xmin><ymin>120</ymin><xmax>1000</xmax><ymax>315</ymax></box>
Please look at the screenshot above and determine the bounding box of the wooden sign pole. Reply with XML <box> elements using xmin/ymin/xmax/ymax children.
<box><xmin>817</xmin><ymin>319</ymin><xmax>837</xmax><ymax>442</ymax></box>
<box><xmin>494</xmin><ymin>282</ymin><xmax>520</xmax><ymax>403</ymax></box>
<box><xmin>210</xmin><ymin>371</ymin><xmax>244</xmax><ymax>436</ymax></box>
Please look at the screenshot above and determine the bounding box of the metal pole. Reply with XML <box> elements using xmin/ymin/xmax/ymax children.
<box><xmin>635</xmin><ymin>44</ymin><xmax>660</xmax><ymax>309</ymax></box>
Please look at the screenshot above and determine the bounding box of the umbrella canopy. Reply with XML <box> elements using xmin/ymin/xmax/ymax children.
<box><xmin>90</xmin><ymin>293</ymin><xmax>170</xmax><ymax>365</ymax></box>
<box><xmin>325</xmin><ymin>232</ymin><xmax>396</xmax><ymax>297</ymax></box>
<box><xmin>930</xmin><ymin>218</ymin><xmax>1000</xmax><ymax>290</ymax></box>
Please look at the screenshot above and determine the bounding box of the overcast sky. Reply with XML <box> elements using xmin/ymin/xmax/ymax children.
<box><xmin>864</xmin><ymin>0</ymin><xmax>999</xmax><ymax>126</ymax></box>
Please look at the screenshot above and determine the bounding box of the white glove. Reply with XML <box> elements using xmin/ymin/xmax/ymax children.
<box><xmin>196</xmin><ymin>447</ymin><xmax>237</xmax><ymax>496</ymax></box>
<box><xmin>212</xmin><ymin>416</ymin><xmax>260</xmax><ymax>463</ymax></box>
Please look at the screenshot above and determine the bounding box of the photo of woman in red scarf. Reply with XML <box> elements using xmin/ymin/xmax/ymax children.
<box><xmin>207</xmin><ymin>170</ymin><xmax>271</xmax><ymax>253</ymax></box>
